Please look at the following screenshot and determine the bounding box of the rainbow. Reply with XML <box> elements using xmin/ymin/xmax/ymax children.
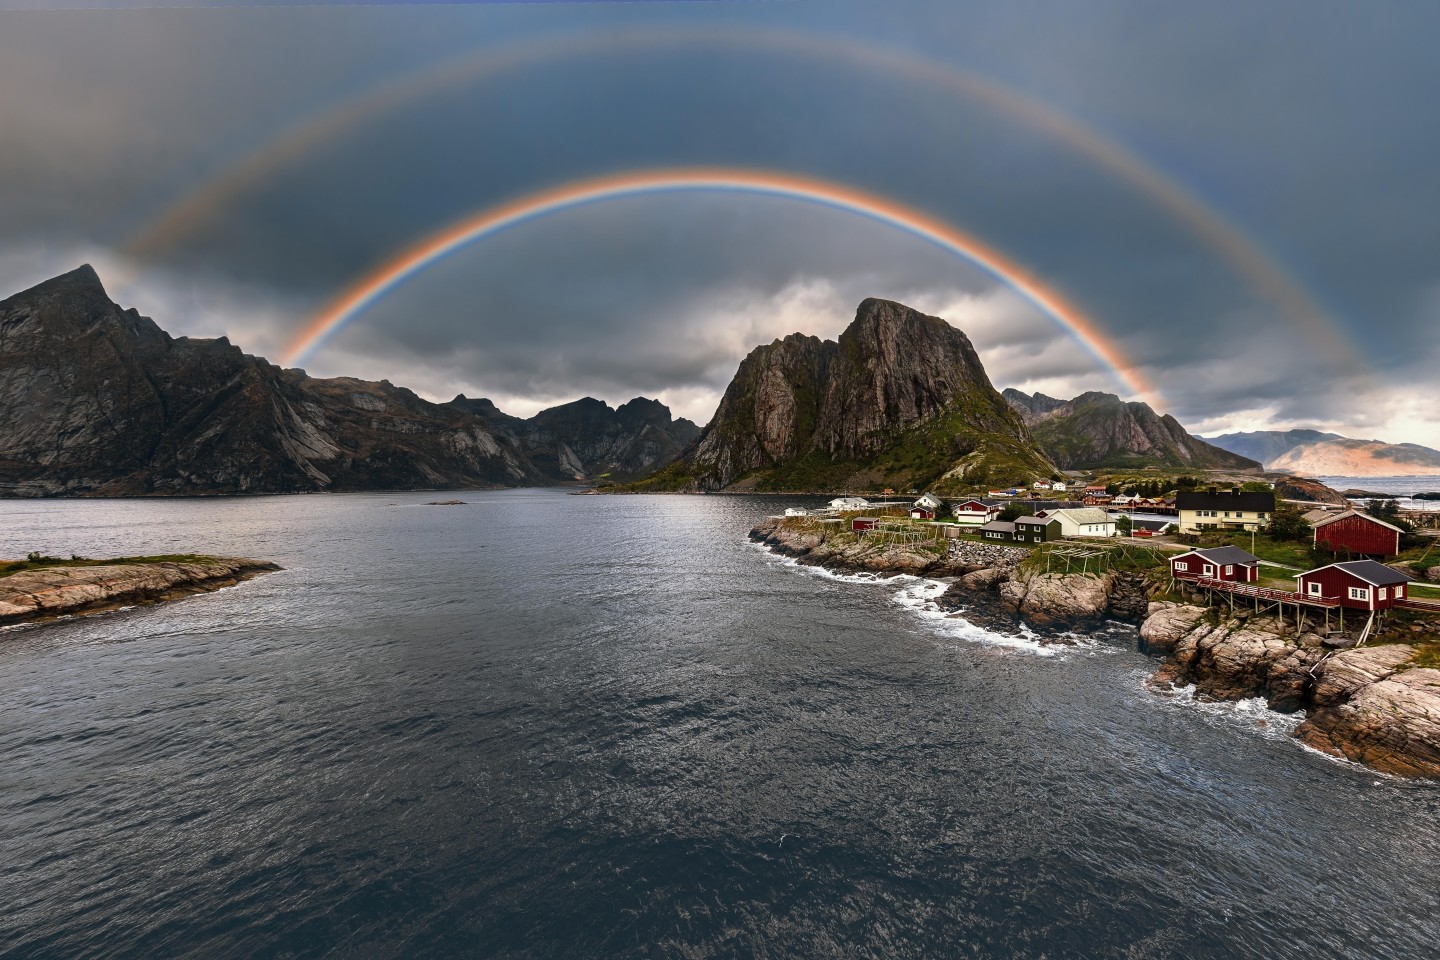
<box><xmin>120</xmin><ymin>25</ymin><xmax>1359</xmax><ymax>371</ymax></box>
<box><xmin>279</xmin><ymin>168</ymin><xmax>1162</xmax><ymax>408</ymax></box>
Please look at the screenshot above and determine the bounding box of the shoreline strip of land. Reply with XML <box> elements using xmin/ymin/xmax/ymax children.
<box><xmin>0</xmin><ymin>556</ymin><xmax>281</xmax><ymax>627</ymax></box>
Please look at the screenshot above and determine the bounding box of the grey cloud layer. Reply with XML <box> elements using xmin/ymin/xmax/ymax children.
<box><xmin>0</xmin><ymin>0</ymin><xmax>1436</xmax><ymax>441</ymax></box>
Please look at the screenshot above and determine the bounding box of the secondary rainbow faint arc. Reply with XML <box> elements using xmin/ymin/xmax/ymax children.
<box><xmin>120</xmin><ymin>24</ymin><xmax>1358</xmax><ymax>371</ymax></box>
<box><xmin>279</xmin><ymin>168</ymin><xmax>1162</xmax><ymax>409</ymax></box>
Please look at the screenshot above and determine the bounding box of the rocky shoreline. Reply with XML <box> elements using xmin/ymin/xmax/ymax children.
<box><xmin>0</xmin><ymin>558</ymin><xmax>281</xmax><ymax>627</ymax></box>
<box><xmin>751</xmin><ymin>515</ymin><xmax>1440</xmax><ymax>779</ymax></box>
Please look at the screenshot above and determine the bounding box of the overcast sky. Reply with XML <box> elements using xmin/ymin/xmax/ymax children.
<box><xmin>1</xmin><ymin>0</ymin><xmax>1437</xmax><ymax>444</ymax></box>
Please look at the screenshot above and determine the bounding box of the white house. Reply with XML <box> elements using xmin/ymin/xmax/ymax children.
<box><xmin>1046</xmin><ymin>507</ymin><xmax>1118</xmax><ymax>538</ymax></box>
<box><xmin>1031</xmin><ymin>480</ymin><xmax>1052</xmax><ymax>490</ymax></box>
<box><xmin>784</xmin><ymin>507</ymin><xmax>811</xmax><ymax>517</ymax></box>
<box><xmin>949</xmin><ymin>498</ymin><xmax>1000</xmax><ymax>526</ymax></box>
<box><xmin>827</xmin><ymin>497</ymin><xmax>870</xmax><ymax>512</ymax></box>
<box><xmin>1051</xmin><ymin>481</ymin><xmax>1068</xmax><ymax>492</ymax></box>
<box><xmin>914</xmin><ymin>492</ymin><xmax>944</xmax><ymax>512</ymax></box>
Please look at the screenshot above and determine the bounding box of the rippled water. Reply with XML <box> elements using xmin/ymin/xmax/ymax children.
<box><xmin>3</xmin><ymin>490</ymin><xmax>1439</xmax><ymax>958</ymax></box>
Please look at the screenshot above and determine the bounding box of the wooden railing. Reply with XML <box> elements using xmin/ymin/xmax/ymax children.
<box><xmin>1175</xmin><ymin>573</ymin><xmax>1341</xmax><ymax>608</ymax></box>
<box><xmin>1398</xmin><ymin>596</ymin><xmax>1440</xmax><ymax>612</ymax></box>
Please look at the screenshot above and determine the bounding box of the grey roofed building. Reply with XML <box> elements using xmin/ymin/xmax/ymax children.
<box><xmin>1188</xmin><ymin>546</ymin><xmax>1260</xmax><ymax>566</ymax></box>
<box><xmin>1323</xmin><ymin>559</ymin><xmax>1414</xmax><ymax>586</ymax></box>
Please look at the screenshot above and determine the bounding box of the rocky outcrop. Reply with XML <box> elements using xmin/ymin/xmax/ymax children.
<box><xmin>749</xmin><ymin>515</ymin><xmax>958</xmax><ymax>576</ymax></box>
<box><xmin>0</xmin><ymin>557</ymin><xmax>280</xmax><ymax>625</ymax></box>
<box><xmin>1271</xmin><ymin>476</ymin><xmax>1349</xmax><ymax>506</ymax></box>
<box><xmin>1144</xmin><ymin>603</ymin><xmax>1440</xmax><ymax>778</ymax></box>
<box><xmin>998</xmin><ymin>570</ymin><xmax>1111</xmax><ymax>626</ymax></box>
<box><xmin>0</xmin><ymin>266</ymin><xmax>696</xmax><ymax>496</ymax></box>
<box><xmin>1003</xmin><ymin>389</ymin><xmax>1260</xmax><ymax>471</ymax></box>
<box><xmin>644</xmin><ymin>299</ymin><xmax>1055</xmax><ymax>493</ymax></box>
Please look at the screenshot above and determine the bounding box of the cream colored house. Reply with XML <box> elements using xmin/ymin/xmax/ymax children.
<box><xmin>1175</xmin><ymin>488</ymin><xmax>1275</xmax><ymax>534</ymax></box>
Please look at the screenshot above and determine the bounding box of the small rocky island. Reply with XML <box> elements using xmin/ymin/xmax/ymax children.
<box><xmin>751</xmin><ymin>515</ymin><xmax>1440</xmax><ymax>779</ymax></box>
<box><xmin>0</xmin><ymin>555</ymin><xmax>280</xmax><ymax>626</ymax></box>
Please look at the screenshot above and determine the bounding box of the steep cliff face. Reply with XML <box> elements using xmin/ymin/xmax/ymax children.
<box><xmin>451</xmin><ymin>394</ymin><xmax>699</xmax><ymax>481</ymax></box>
<box><xmin>0</xmin><ymin>266</ymin><xmax>537</xmax><ymax>495</ymax></box>
<box><xmin>643</xmin><ymin>299</ymin><xmax>1055</xmax><ymax>492</ymax></box>
<box><xmin>1004</xmin><ymin>389</ymin><xmax>1260</xmax><ymax>471</ymax></box>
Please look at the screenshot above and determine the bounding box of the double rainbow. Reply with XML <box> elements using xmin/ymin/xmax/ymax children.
<box><xmin>278</xmin><ymin>168</ymin><xmax>1161</xmax><ymax>408</ymax></box>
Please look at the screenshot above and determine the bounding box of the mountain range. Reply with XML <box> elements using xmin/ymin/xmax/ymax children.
<box><xmin>635</xmin><ymin>298</ymin><xmax>1057</xmax><ymax>493</ymax></box>
<box><xmin>1002</xmin><ymin>389</ymin><xmax>1261</xmax><ymax>472</ymax></box>
<box><xmin>0</xmin><ymin>265</ymin><xmax>696</xmax><ymax>496</ymax></box>
<box><xmin>1205</xmin><ymin>429</ymin><xmax>1440</xmax><ymax>476</ymax></box>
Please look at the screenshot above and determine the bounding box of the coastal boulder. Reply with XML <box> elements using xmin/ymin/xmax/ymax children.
<box><xmin>1297</xmin><ymin>649</ymin><xmax>1440</xmax><ymax>777</ymax></box>
<box><xmin>1186</xmin><ymin>620</ymin><xmax>1297</xmax><ymax>700</ymax></box>
<box><xmin>1000</xmin><ymin>571</ymin><xmax>1110</xmax><ymax>626</ymax></box>
<box><xmin>1139</xmin><ymin>603</ymin><xmax>1208</xmax><ymax>654</ymax></box>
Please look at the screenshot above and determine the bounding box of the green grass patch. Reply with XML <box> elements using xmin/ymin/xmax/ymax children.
<box><xmin>0</xmin><ymin>554</ymin><xmax>225</xmax><ymax>577</ymax></box>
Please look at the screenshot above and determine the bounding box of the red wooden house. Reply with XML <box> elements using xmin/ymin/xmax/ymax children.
<box><xmin>852</xmin><ymin>518</ymin><xmax>879</xmax><ymax>533</ymax></box>
<box><xmin>1312</xmin><ymin>511</ymin><xmax>1403</xmax><ymax>557</ymax></box>
<box><xmin>1170</xmin><ymin>546</ymin><xmax>1260</xmax><ymax>583</ymax></box>
<box><xmin>909</xmin><ymin>508</ymin><xmax>936</xmax><ymax>520</ymax></box>
<box><xmin>1295</xmin><ymin>560</ymin><xmax>1412</xmax><ymax>611</ymax></box>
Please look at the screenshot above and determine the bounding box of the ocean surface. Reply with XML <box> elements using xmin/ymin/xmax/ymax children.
<box><xmin>3</xmin><ymin>489</ymin><xmax>1439</xmax><ymax>959</ymax></box>
<box><xmin>1320</xmin><ymin>475</ymin><xmax>1440</xmax><ymax>506</ymax></box>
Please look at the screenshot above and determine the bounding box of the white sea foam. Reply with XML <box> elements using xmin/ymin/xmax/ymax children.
<box><xmin>1148</xmin><ymin>677</ymin><xmax>1306</xmax><ymax>741</ymax></box>
<box><xmin>749</xmin><ymin>539</ymin><xmax>1087</xmax><ymax>656</ymax></box>
<box><xmin>891</xmin><ymin>577</ymin><xmax>1071</xmax><ymax>656</ymax></box>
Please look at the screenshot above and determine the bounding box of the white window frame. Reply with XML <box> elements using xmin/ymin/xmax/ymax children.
<box><xmin>1307</xmin><ymin>581</ymin><xmax>1323</xmax><ymax>597</ymax></box>
<box><xmin>1348</xmin><ymin>586</ymin><xmax>1368</xmax><ymax>601</ymax></box>
<box><xmin>1202</xmin><ymin>564</ymin><xmax>1215</xmax><ymax>577</ymax></box>
<box><xmin>1379</xmin><ymin>587</ymin><xmax>1388</xmax><ymax>600</ymax></box>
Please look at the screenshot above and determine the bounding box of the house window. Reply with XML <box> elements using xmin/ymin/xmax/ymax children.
<box><xmin>1225</xmin><ymin>565</ymin><xmax>1234</xmax><ymax>576</ymax></box>
<box><xmin>1203</xmin><ymin>564</ymin><xmax>1215</xmax><ymax>577</ymax></box>
<box><xmin>1349</xmin><ymin>586</ymin><xmax>1369</xmax><ymax>601</ymax></box>
<box><xmin>1379</xmin><ymin>587</ymin><xmax>1388</xmax><ymax>600</ymax></box>
<box><xmin>1397</xmin><ymin>585</ymin><xmax>1406</xmax><ymax>598</ymax></box>
<box><xmin>1307</xmin><ymin>581</ymin><xmax>1323</xmax><ymax>596</ymax></box>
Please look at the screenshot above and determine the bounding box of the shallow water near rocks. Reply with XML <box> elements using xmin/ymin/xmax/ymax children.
<box><xmin>2</xmin><ymin>489</ymin><xmax>1439</xmax><ymax>958</ymax></box>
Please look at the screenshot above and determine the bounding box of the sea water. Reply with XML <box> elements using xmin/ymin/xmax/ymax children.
<box><xmin>2</xmin><ymin>490</ymin><xmax>1438</xmax><ymax>958</ymax></box>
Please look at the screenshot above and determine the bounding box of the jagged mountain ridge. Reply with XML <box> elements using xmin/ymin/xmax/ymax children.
<box><xmin>1002</xmin><ymin>388</ymin><xmax>1260</xmax><ymax>471</ymax></box>
<box><xmin>638</xmin><ymin>298</ymin><xmax>1057</xmax><ymax>493</ymax></box>
<box><xmin>1205</xmin><ymin>429</ymin><xmax>1440</xmax><ymax>476</ymax></box>
<box><xmin>0</xmin><ymin>265</ymin><xmax>692</xmax><ymax>496</ymax></box>
<box><xmin>449</xmin><ymin>394</ymin><xmax>698</xmax><ymax>481</ymax></box>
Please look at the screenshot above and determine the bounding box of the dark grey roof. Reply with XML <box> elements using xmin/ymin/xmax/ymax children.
<box><xmin>981</xmin><ymin>520</ymin><xmax>1017</xmax><ymax>533</ymax></box>
<box><xmin>1176</xmin><ymin>489</ymin><xmax>1275</xmax><ymax>512</ymax></box>
<box><xmin>1330</xmin><ymin>560</ymin><xmax>1414</xmax><ymax>586</ymax></box>
<box><xmin>1014</xmin><ymin>515</ymin><xmax>1054</xmax><ymax>527</ymax></box>
<box><xmin>1192</xmin><ymin>546</ymin><xmax>1260</xmax><ymax>566</ymax></box>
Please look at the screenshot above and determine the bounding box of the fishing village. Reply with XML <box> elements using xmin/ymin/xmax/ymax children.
<box><xmin>752</xmin><ymin>475</ymin><xmax>1440</xmax><ymax>778</ymax></box>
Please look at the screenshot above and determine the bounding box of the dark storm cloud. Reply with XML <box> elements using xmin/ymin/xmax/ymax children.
<box><xmin>0</xmin><ymin>0</ymin><xmax>1437</xmax><ymax>440</ymax></box>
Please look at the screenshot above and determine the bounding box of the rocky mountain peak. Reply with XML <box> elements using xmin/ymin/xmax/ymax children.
<box><xmin>641</xmin><ymin>298</ymin><xmax>1055</xmax><ymax>493</ymax></box>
